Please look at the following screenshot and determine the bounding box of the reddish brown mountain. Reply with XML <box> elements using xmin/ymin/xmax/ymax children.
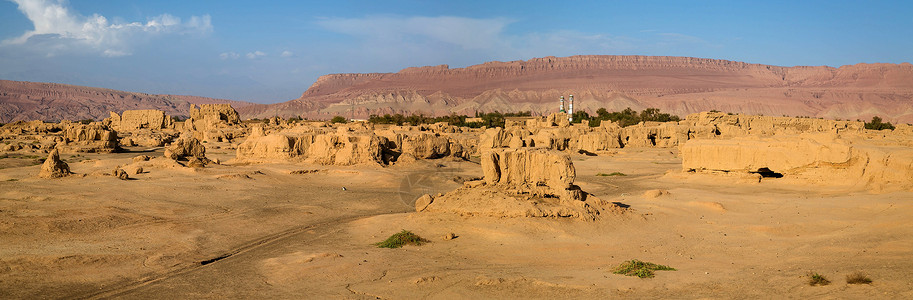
<box><xmin>240</xmin><ymin>55</ymin><xmax>913</xmax><ymax>123</ymax></box>
<box><xmin>0</xmin><ymin>80</ymin><xmax>254</xmax><ymax>123</ymax></box>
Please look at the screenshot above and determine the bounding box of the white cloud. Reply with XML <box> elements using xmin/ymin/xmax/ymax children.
<box><xmin>2</xmin><ymin>0</ymin><xmax>212</xmax><ymax>56</ymax></box>
<box><xmin>314</xmin><ymin>15</ymin><xmax>719</xmax><ymax>69</ymax></box>
<box><xmin>281</xmin><ymin>50</ymin><xmax>293</xmax><ymax>57</ymax></box>
<box><xmin>219</xmin><ymin>52</ymin><xmax>240</xmax><ymax>60</ymax></box>
<box><xmin>246</xmin><ymin>51</ymin><xmax>266</xmax><ymax>59</ymax></box>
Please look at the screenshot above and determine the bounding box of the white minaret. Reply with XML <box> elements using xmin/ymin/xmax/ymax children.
<box><xmin>560</xmin><ymin>96</ymin><xmax>565</xmax><ymax>113</ymax></box>
<box><xmin>568</xmin><ymin>94</ymin><xmax>575</xmax><ymax>122</ymax></box>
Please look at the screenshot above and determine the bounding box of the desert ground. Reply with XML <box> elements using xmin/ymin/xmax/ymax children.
<box><xmin>1</xmin><ymin>106</ymin><xmax>912</xmax><ymax>299</ymax></box>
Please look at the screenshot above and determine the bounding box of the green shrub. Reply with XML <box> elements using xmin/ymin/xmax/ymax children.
<box><xmin>375</xmin><ymin>230</ymin><xmax>430</xmax><ymax>248</ymax></box>
<box><xmin>808</xmin><ymin>272</ymin><xmax>830</xmax><ymax>286</ymax></box>
<box><xmin>612</xmin><ymin>260</ymin><xmax>676</xmax><ymax>278</ymax></box>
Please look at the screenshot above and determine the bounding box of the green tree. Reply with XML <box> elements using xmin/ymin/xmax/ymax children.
<box><xmin>571</xmin><ymin>111</ymin><xmax>591</xmax><ymax>124</ymax></box>
<box><xmin>330</xmin><ymin>116</ymin><xmax>348</xmax><ymax>123</ymax></box>
<box><xmin>864</xmin><ymin>116</ymin><xmax>895</xmax><ymax>130</ymax></box>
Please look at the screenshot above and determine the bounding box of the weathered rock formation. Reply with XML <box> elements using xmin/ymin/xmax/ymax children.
<box><xmin>38</xmin><ymin>149</ymin><xmax>71</xmax><ymax>179</ymax></box>
<box><xmin>164</xmin><ymin>135</ymin><xmax>207</xmax><ymax>161</ymax></box>
<box><xmin>119</xmin><ymin>131</ymin><xmax>176</xmax><ymax>148</ymax></box>
<box><xmin>481</xmin><ymin>148</ymin><xmax>578</xmax><ymax>199</ymax></box>
<box><xmin>681</xmin><ymin>134</ymin><xmax>913</xmax><ymax>192</ymax></box>
<box><xmin>184</xmin><ymin>104</ymin><xmax>244</xmax><ymax>143</ymax></box>
<box><xmin>474</xmin><ymin>111</ymin><xmax>875</xmax><ymax>155</ymax></box>
<box><xmin>236</xmin><ymin>126</ymin><xmax>391</xmax><ymax>166</ymax></box>
<box><xmin>105</xmin><ymin>110</ymin><xmax>175</xmax><ymax>132</ymax></box>
<box><xmin>235</xmin><ymin>122</ymin><xmax>475</xmax><ymax>165</ymax></box>
<box><xmin>190</xmin><ymin>104</ymin><xmax>241</xmax><ymax>125</ymax></box>
<box><xmin>306</xmin><ymin>133</ymin><xmax>388</xmax><ymax>165</ymax></box>
<box><xmin>111</xmin><ymin>166</ymin><xmax>130</xmax><ymax>180</ymax></box>
<box><xmin>423</xmin><ymin>148</ymin><xmax>617</xmax><ymax>220</ymax></box>
<box><xmin>401</xmin><ymin>133</ymin><xmax>452</xmax><ymax>159</ymax></box>
<box><xmin>58</xmin><ymin>124</ymin><xmax>119</xmax><ymax>153</ymax></box>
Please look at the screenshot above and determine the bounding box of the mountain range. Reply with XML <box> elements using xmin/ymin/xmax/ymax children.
<box><xmin>0</xmin><ymin>80</ymin><xmax>253</xmax><ymax>123</ymax></box>
<box><xmin>2</xmin><ymin>55</ymin><xmax>912</xmax><ymax>123</ymax></box>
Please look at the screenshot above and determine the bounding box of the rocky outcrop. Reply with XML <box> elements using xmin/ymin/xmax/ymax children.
<box><xmin>58</xmin><ymin>124</ymin><xmax>119</xmax><ymax>153</ymax></box>
<box><xmin>190</xmin><ymin>104</ymin><xmax>240</xmax><ymax>124</ymax></box>
<box><xmin>120</xmin><ymin>131</ymin><xmax>175</xmax><ymax>147</ymax></box>
<box><xmin>481</xmin><ymin>149</ymin><xmax>576</xmax><ymax>197</ymax></box>
<box><xmin>0</xmin><ymin>120</ymin><xmax>63</xmax><ymax>135</ymax></box>
<box><xmin>423</xmin><ymin>148</ymin><xmax>619</xmax><ymax>220</ymax></box>
<box><xmin>38</xmin><ymin>149</ymin><xmax>71</xmax><ymax>178</ymax></box>
<box><xmin>681</xmin><ymin>134</ymin><xmax>913</xmax><ymax>192</ymax></box>
<box><xmin>164</xmin><ymin>135</ymin><xmax>207</xmax><ymax>161</ymax></box>
<box><xmin>305</xmin><ymin>133</ymin><xmax>388</xmax><ymax>166</ymax></box>
<box><xmin>401</xmin><ymin>133</ymin><xmax>451</xmax><ymax>159</ymax></box>
<box><xmin>105</xmin><ymin>110</ymin><xmax>174</xmax><ymax>132</ymax></box>
<box><xmin>235</xmin><ymin>122</ymin><xmax>477</xmax><ymax>164</ymax></box>
<box><xmin>235</xmin><ymin>128</ymin><xmax>314</xmax><ymax>160</ymax></box>
<box><xmin>681</xmin><ymin>111</ymin><xmax>865</xmax><ymax>138</ymax></box>
<box><xmin>185</xmin><ymin>104</ymin><xmax>244</xmax><ymax>143</ymax></box>
<box><xmin>236</xmin><ymin>127</ymin><xmax>391</xmax><ymax>166</ymax></box>
<box><xmin>111</xmin><ymin>166</ymin><xmax>130</xmax><ymax>180</ymax></box>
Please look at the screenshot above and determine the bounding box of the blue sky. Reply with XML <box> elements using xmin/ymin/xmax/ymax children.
<box><xmin>1</xmin><ymin>0</ymin><xmax>911</xmax><ymax>103</ymax></box>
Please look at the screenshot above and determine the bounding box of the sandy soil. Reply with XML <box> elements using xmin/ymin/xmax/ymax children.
<box><xmin>1</xmin><ymin>148</ymin><xmax>911</xmax><ymax>299</ymax></box>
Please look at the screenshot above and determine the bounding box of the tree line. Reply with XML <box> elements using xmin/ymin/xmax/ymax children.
<box><xmin>358</xmin><ymin>107</ymin><xmax>681</xmax><ymax>128</ymax></box>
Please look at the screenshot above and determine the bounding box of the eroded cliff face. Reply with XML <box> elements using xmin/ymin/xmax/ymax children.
<box><xmin>240</xmin><ymin>55</ymin><xmax>913</xmax><ymax>123</ymax></box>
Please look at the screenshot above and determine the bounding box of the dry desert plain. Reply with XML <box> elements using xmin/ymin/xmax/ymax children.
<box><xmin>1</xmin><ymin>106</ymin><xmax>912</xmax><ymax>299</ymax></box>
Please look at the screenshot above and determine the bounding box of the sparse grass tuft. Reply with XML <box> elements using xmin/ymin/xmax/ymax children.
<box><xmin>597</xmin><ymin>172</ymin><xmax>627</xmax><ymax>177</ymax></box>
<box><xmin>375</xmin><ymin>230</ymin><xmax>430</xmax><ymax>248</ymax></box>
<box><xmin>808</xmin><ymin>272</ymin><xmax>830</xmax><ymax>286</ymax></box>
<box><xmin>612</xmin><ymin>259</ymin><xmax>675</xmax><ymax>278</ymax></box>
<box><xmin>846</xmin><ymin>272</ymin><xmax>872</xmax><ymax>284</ymax></box>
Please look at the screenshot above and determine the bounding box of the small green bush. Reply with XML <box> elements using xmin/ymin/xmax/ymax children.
<box><xmin>612</xmin><ymin>260</ymin><xmax>675</xmax><ymax>278</ymax></box>
<box><xmin>375</xmin><ymin>230</ymin><xmax>430</xmax><ymax>248</ymax></box>
<box><xmin>597</xmin><ymin>172</ymin><xmax>627</xmax><ymax>177</ymax></box>
<box><xmin>808</xmin><ymin>272</ymin><xmax>830</xmax><ymax>286</ymax></box>
<box><xmin>846</xmin><ymin>272</ymin><xmax>872</xmax><ymax>284</ymax></box>
<box><xmin>331</xmin><ymin>116</ymin><xmax>348</xmax><ymax>124</ymax></box>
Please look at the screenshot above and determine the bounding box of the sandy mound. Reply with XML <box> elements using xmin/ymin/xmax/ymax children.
<box><xmin>37</xmin><ymin>149</ymin><xmax>71</xmax><ymax>179</ymax></box>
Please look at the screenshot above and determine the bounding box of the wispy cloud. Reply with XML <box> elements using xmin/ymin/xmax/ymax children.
<box><xmin>3</xmin><ymin>0</ymin><xmax>212</xmax><ymax>56</ymax></box>
<box><xmin>246</xmin><ymin>51</ymin><xmax>266</xmax><ymax>59</ymax></box>
<box><xmin>219</xmin><ymin>52</ymin><xmax>240</xmax><ymax>60</ymax></box>
<box><xmin>280</xmin><ymin>50</ymin><xmax>294</xmax><ymax>57</ymax></box>
<box><xmin>317</xmin><ymin>16</ymin><xmax>513</xmax><ymax>51</ymax></box>
<box><xmin>313</xmin><ymin>15</ymin><xmax>655</xmax><ymax>68</ymax></box>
